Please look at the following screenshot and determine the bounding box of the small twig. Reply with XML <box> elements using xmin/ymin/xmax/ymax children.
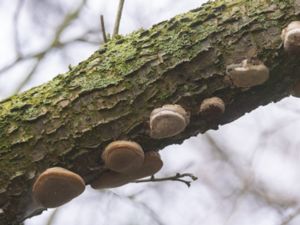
<box><xmin>14</xmin><ymin>57</ymin><xmax>41</xmax><ymax>94</ymax></box>
<box><xmin>106</xmin><ymin>190</ymin><xmax>166</xmax><ymax>225</ymax></box>
<box><xmin>0</xmin><ymin>29</ymin><xmax>98</xmax><ymax>77</ymax></box>
<box><xmin>280</xmin><ymin>208</ymin><xmax>300</xmax><ymax>225</ymax></box>
<box><xmin>10</xmin><ymin>0</ymin><xmax>87</xmax><ymax>93</ymax></box>
<box><xmin>133</xmin><ymin>173</ymin><xmax>198</xmax><ymax>188</ymax></box>
<box><xmin>0</xmin><ymin>0</ymin><xmax>93</xmax><ymax>80</ymax></box>
<box><xmin>50</xmin><ymin>0</ymin><xmax>87</xmax><ymax>48</ymax></box>
<box><xmin>112</xmin><ymin>0</ymin><xmax>125</xmax><ymax>37</ymax></box>
<box><xmin>100</xmin><ymin>15</ymin><xmax>108</xmax><ymax>43</ymax></box>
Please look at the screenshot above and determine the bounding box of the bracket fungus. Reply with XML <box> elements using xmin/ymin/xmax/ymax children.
<box><xmin>91</xmin><ymin>151</ymin><xmax>163</xmax><ymax>189</ymax></box>
<box><xmin>199</xmin><ymin>97</ymin><xmax>225</xmax><ymax>119</ymax></box>
<box><xmin>90</xmin><ymin>170</ymin><xmax>132</xmax><ymax>189</ymax></box>
<box><xmin>226</xmin><ymin>59</ymin><xmax>269</xmax><ymax>88</ymax></box>
<box><xmin>102</xmin><ymin>140</ymin><xmax>145</xmax><ymax>174</ymax></box>
<box><xmin>150</xmin><ymin>104</ymin><xmax>190</xmax><ymax>139</ymax></box>
<box><xmin>32</xmin><ymin>167</ymin><xmax>85</xmax><ymax>208</ymax></box>
<box><xmin>281</xmin><ymin>21</ymin><xmax>300</xmax><ymax>53</ymax></box>
<box><xmin>128</xmin><ymin>151</ymin><xmax>163</xmax><ymax>180</ymax></box>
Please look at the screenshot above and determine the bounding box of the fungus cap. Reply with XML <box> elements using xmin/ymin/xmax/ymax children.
<box><xmin>128</xmin><ymin>151</ymin><xmax>163</xmax><ymax>180</ymax></box>
<box><xmin>92</xmin><ymin>151</ymin><xmax>163</xmax><ymax>189</ymax></box>
<box><xmin>150</xmin><ymin>104</ymin><xmax>189</xmax><ymax>139</ymax></box>
<box><xmin>226</xmin><ymin>59</ymin><xmax>269</xmax><ymax>88</ymax></box>
<box><xmin>90</xmin><ymin>170</ymin><xmax>132</xmax><ymax>189</ymax></box>
<box><xmin>102</xmin><ymin>140</ymin><xmax>145</xmax><ymax>174</ymax></box>
<box><xmin>281</xmin><ymin>21</ymin><xmax>300</xmax><ymax>53</ymax></box>
<box><xmin>32</xmin><ymin>167</ymin><xmax>85</xmax><ymax>208</ymax></box>
<box><xmin>199</xmin><ymin>97</ymin><xmax>225</xmax><ymax>119</ymax></box>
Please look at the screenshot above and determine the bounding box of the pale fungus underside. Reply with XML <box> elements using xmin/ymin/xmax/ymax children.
<box><xmin>281</xmin><ymin>21</ymin><xmax>300</xmax><ymax>54</ymax></box>
<box><xmin>150</xmin><ymin>104</ymin><xmax>190</xmax><ymax>139</ymax></box>
<box><xmin>225</xmin><ymin>59</ymin><xmax>270</xmax><ymax>88</ymax></box>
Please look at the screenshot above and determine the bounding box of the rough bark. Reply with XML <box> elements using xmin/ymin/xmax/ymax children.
<box><xmin>1</xmin><ymin>0</ymin><xmax>300</xmax><ymax>224</ymax></box>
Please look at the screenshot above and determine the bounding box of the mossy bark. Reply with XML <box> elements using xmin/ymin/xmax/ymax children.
<box><xmin>1</xmin><ymin>0</ymin><xmax>300</xmax><ymax>223</ymax></box>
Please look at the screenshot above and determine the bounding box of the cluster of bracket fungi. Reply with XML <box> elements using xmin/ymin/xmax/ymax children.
<box><xmin>31</xmin><ymin>21</ymin><xmax>300</xmax><ymax>209</ymax></box>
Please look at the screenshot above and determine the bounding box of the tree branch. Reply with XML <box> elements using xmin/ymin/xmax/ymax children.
<box><xmin>0</xmin><ymin>0</ymin><xmax>88</xmax><ymax>94</ymax></box>
<box><xmin>13</xmin><ymin>0</ymin><xmax>25</xmax><ymax>57</ymax></box>
<box><xmin>112</xmin><ymin>0</ymin><xmax>125</xmax><ymax>37</ymax></box>
<box><xmin>133</xmin><ymin>173</ymin><xmax>198</xmax><ymax>187</ymax></box>
<box><xmin>100</xmin><ymin>15</ymin><xmax>108</xmax><ymax>43</ymax></box>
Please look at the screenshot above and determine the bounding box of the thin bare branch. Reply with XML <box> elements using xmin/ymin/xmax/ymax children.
<box><xmin>100</xmin><ymin>15</ymin><xmax>108</xmax><ymax>43</ymax></box>
<box><xmin>13</xmin><ymin>0</ymin><xmax>25</xmax><ymax>57</ymax></box>
<box><xmin>0</xmin><ymin>57</ymin><xmax>23</xmax><ymax>74</ymax></box>
<box><xmin>0</xmin><ymin>0</ymin><xmax>92</xmax><ymax>83</ymax></box>
<box><xmin>133</xmin><ymin>173</ymin><xmax>198</xmax><ymax>188</ymax></box>
<box><xmin>46</xmin><ymin>209</ymin><xmax>59</xmax><ymax>225</ymax></box>
<box><xmin>136</xmin><ymin>201</ymin><xmax>166</xmax><ymax>225</ymax></box>
<box><xmin>112</xmin><ymin>0</ymin><xmax>125</xmax><ymax>37</ymax></box>
<box><xmin>14</xmin><ymin>57</ymin><xmax>42</xmax><ymax>94</ymax></box>
<box><xmin>205</xmin><ymin>133</ymin><xmax>298</xmax><ymax>213</ymax></box>
<box><xmin>103</xmin><ymin>190</ymin><xmax>166</xmax><ymax>225</ymax></box>
<box><xmin>50</xmin><ymin>0</ymin><xmax>87</xmax><ymax>48</ymax></box>
<box><xmin>280</xmin><ymin>208</ymin><xmax>300</xmax><ymax>225</ymax></box>
<box><xmin>0</xmin><ymin>29</ymin><xmax>98</xmax><ymax>78</ymax></box>
<box><xmin>7</xmin><ymin>0</ymin><xmax>88</xmax><ymax>93</ymax></box>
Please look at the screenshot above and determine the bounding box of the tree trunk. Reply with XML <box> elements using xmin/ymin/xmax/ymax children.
<box><xmin>1</xmin><ymin>0</ymin><xmax>300</xmax><ymax>223</ymax></box>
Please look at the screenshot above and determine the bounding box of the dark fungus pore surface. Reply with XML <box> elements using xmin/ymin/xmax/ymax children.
<box><xmin>32</xmin><ymin>167</ymin><xmax>85</xmax><ymax>208</ymax></box>
<box><xmin>102</xmin><ymin>140</ymin><xmax>145</xmax><ymax>173</ymax></box>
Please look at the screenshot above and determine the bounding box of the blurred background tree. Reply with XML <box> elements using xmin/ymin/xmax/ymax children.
<box><xmin>1</xmin><ymin>0</ymin><xmax>300</xmax><ymax>225</ymax></box>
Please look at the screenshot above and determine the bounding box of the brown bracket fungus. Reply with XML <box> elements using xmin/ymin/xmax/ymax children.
<box><xmin>32</xmin><ymin>167</ymin><xmax>85</xmax><ymax>208</ymax></box>
<box><xmin>281</xmin><ymin>21</ymin><xmax>300</xmax><ymax>53</ymax></box>
<box><xmin>128</xmin><ymin>151</ymin><xmax>163</xmax><ymax>180</ymax></box>
<box><xmin>102</xmin><ymin>140</ymin><xmax>145</xmax><ymax>174</ymax></box>
<box><xmin>91</xmin><ymin>151</ymin><xmax>163</xmax><ymax>189</ymax></box>
<box><xmin>90</xmin><ymin>170</ymin><xmax>132</xmax><ymax>189</ymax></box>
<box><xmin>199</xmin><ymin>97</ymin><xmax>225</xmax><ymax>119</ymax></box>
<box><xmin>226</xmin><ymin>59</ymin><xmax>269</xmax><ymax>88</ymax></box>
<box><xmin>150</xmin><ymin>104</ymin><xmax>190</xmax><ymax>139</ymax></box>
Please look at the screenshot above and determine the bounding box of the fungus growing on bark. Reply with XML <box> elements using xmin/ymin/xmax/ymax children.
<box><xmin>102</xmin><ymin>140</ymin><xmax>145</xmax><ymax>173</ymax></box>
<box><xmin>90</xmin><ymin>170</ymin><xmax>131</xmax><ymax>189</ymax></box>
<box><xmin>150</xmin><ymin>104</ymin><xmax>190</xmax><ymax>139</ymax></box>
<box><xmin>91</xmin><ymin>151</ymin><xmax>163</xmax><ymax>189</ymax></box>
<box><xmin>226</xmin><ymin>59</ymin><xmax>269</xmax><ymax>88</ymax></box>
<box><xmin>128</xmin><ymin>151</ymin><xmax>163</xmax><ymax>180</ymax></box>
<box><xmin>199</xmin><ymin>97</ymin><xmax>225</xmax><ymax>119</ymax></box>
<box><xmin>32</xmin><ymin>167</ymin><xmax>85</xmax><ymax>208</ymax></box>
<box><xmin>281</xmin><ymin>21</ymin><xmax>300</xmax><ymax>53</ymax></box>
